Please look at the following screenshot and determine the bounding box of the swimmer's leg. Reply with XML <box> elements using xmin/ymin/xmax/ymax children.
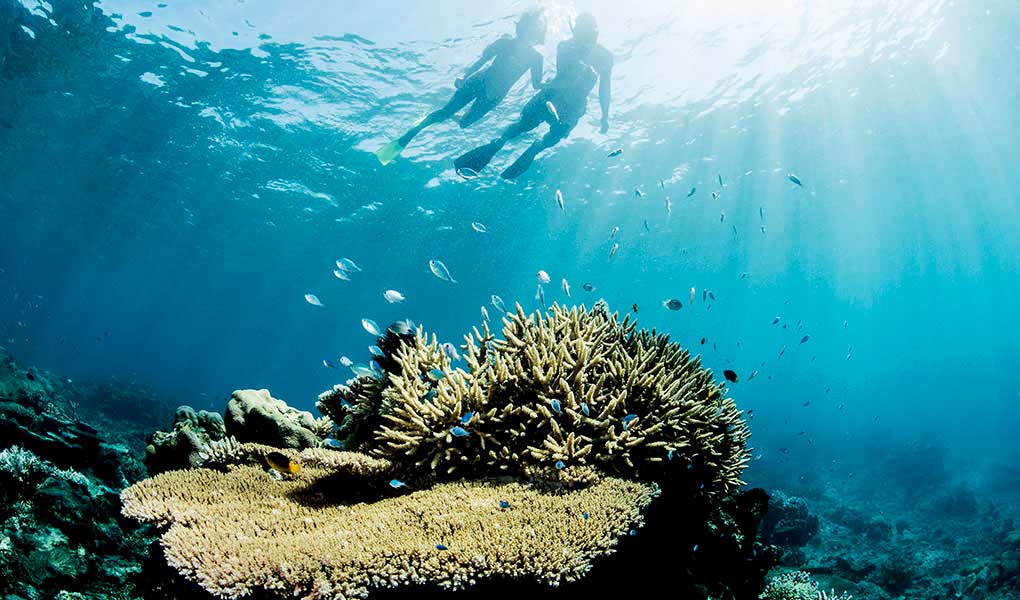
<box><xmin>500</xmin><ymin>122</ymin><xmax>571</xmax><ymax>180</ymax></box>
<box><xmin>454</xmin><ymin>94</ymin><xmax>548</xmax><ymax>176</ymax></box>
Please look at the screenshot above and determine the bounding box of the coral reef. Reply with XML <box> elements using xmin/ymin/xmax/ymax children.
<box><xmin>226</xmin><ymin>388</ymin><xmax>332</xmax><ymax>449</ymax></box>
<box><xmin>145</xmin><ymin>404</ymin><xmax>228</xmax><ymax>474</ymax></box>
<box><xmin>122</xmin><ymin>450</ymin><xmax>658</xmax><ymax>599</ymax></box>
<box><xmin>324</xmin><ymin>304</ymin><xmax>750</xmax><ymax>492</ymax></box>
<box><xmin>761</xmin><ymin>490</ymin><xmax>820</xmax><ymax>566</ymax></box>
<box><xmin>124</xmin><ymin>304</ymin><xmax>770</xmax><ymax>599</ymax></box>
<box><xmin>0</xmin><ymin>348</ymin><xmax>155</xmax><ymax>599</ymax></box>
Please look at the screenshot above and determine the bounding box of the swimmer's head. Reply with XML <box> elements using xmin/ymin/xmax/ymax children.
<box><xmin>573</xmin><ymin>13</ymin><xmax>599</xmax><ymax>46</ymax></box>
<box><xmin>516</xmin><ymin>10</ymin><xmax>547</xmax><ymax>45</ymax></box>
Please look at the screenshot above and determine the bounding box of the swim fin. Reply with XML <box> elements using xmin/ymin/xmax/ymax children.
<box><xmin>500</xmin><ymin>146</ymin><xmax>540</xmax><ymax>180</ymax></box>
<box><xmin>375</xmin><ymin>139</ymin><xmax>406</xmax><ymax>166</ymax></box>
<box><xmin>454</xmin><ymin>141</ymin><xmax>502</xmax><ymax>177</ymax></box>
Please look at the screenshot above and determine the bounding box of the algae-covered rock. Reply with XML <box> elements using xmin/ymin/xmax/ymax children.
<box><xmin>145</xmin><ymin>404</ymin><xmax>227</xmax><ymax>474</ymax></box>
<box><xmin>225</xmin><ymin>388</ymin><xmax>326</xmax><ymax>449</ymax></box>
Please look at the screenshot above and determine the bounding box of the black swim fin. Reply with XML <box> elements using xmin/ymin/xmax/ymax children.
<box><xmin>500</xmin><ymin>146</ymin><xmax>540</xmax><ymax>180</ymax></box>
<box><xmin>454</xmin><ymin>141</ymin><xmax>502</xmax><ymax>177</ymax></box>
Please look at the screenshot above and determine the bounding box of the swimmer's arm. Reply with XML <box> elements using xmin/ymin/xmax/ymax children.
<box><xmin>598</xmin><ymin>51</ymin><xmax>613</xmax><ymax>133</ymax></box>
<box><xmin>459</xmin><ymin>38</ymin><xmax>503</xmax><ymax>84</ymax></box>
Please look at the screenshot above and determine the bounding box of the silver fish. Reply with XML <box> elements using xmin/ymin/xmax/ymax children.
<box><xmin>304</xmin><ymin>293</ymin><xmax>324</xmax><ymax>307</ymax></box>
<box><xmin>470</xmin><ymin>222</ymin><xmax>488</xmax><ymax>233</ymax></box>
<box><xmin>545</xmin><ymin>100</ymin><xmax>560</xmax><ymax>122</ymax></box>
<box><xmin>634</xmin><ymin>187</ymin><xmax>645</xmax><ymax>198</ymax></box>
<box><xmin>333</xmin><ymin>269</ymin><xmax>351</xmax><ymax>281</ymax></box>
<box><xmin>441</xmin><ymin>342</ymin><xmax>461</xmax><ymax>361</ymax></box>
<box><xmin>481</xmin><ymin>306</ymin><xmax>490</xmax><ymax>321</ymax></box>
<box><xmin>561</xmin><ymin>278</ymin><xmax>571</xmax><ymax>297</ymax></box>
<box><xmin>428</xmin><ymin>259</ymin><xmax>457</xmax><ymax>283</ymax></box>
<box><xmin>335</xmin><ymin>258</ymin><xmax>362</xmax><ymax>272</ymax></box>
<box><xmin>609</xmin><ymin>243</ymin><xmax>619</xmax><ymax>260</ymax></box>
<box><xmin>491</xmin><ymin>295</ymin><xmax>507</xmax><ymax>314</ymax></box>
<box><xmin>555</xmin><ymin>189</ymin><xmax>565</xmax><ymax>211</ymax></box>
<box><xmin>535</xmin><ymin>284</ymin><xmax>546</xmax><ymax>308</ymax></box>
<box><xmin>610</xmin><ymin>226</ymin><xmax>619</xmax><ymax>240</ymax></box>
<box><xmin>362</xmin><ymin>319</ymin><xmax>382</xmax><ymax>336</ymax></box>
<box><xmin>788</xmin><ymin>173</ymin><xmax>803</xmax><ymax>186</ymax></box>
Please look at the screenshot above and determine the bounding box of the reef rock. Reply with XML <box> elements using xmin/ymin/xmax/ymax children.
<box><xmin>145</xmin><ymin>404</ymin><xmax>227</xmax><ymax>474</ymax></box>
<box><xmin>225</xmin><ymin>388</ymin><xmax>329</xmax><ymax>449</ymax></box>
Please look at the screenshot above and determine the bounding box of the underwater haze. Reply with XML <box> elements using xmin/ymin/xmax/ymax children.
<box><xmin>3</xmin><ymin>0</ymin><xmax>1020</xmax><ymax>563</ymax></box>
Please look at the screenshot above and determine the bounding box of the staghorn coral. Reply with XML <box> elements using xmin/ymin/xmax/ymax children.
<box><xmin>341</xmin><ymin>304</ymin><xmax>749</xmax><ymax>492</ymax></box>
<box><xmin>817</xmin><ymin>590</ymin><xmax>853</xmax><ymax>600</ymax></box>
<box><xmin>760</xmin><ymin>570</ymin><xmax>819</xmax><ymax>600</ymax></box>
<box><xmin>121</xmin><ymin>456</ymin><xmax>658</xmax><ymax>599</ymax></box>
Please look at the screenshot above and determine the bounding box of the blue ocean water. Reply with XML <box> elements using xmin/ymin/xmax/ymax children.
<box><xmin>2</xmin><ymin>0</ymin><xmax>1019</xmax><ymax>503</ymax></box>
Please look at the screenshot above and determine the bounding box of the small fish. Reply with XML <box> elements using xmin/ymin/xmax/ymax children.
<box><xmin>460</xmin><ymin>411</ymin><xmax>475</xmax><ymax>425</ymax></box>
<box><xmin>535</xmin><ymin>284</ymin><xmax>546</xmax><ymax>308</ymax></box>
<box><xmin>802</xmin><ymin>401</ymin><xmax>810</xmax><ymax>407</ymax></box>
<box><xmin>693</xmin><ymin>544</ymin><xmax>699</xmax><ymax>553</ymax></box>
<box><xmin>304</xmin><ymin>293</ymin><xmax>324</xmax><ymax>307</ymax></box>
<box><xmin>788</xmin><ymin>173</ymin><xmax>803</xmax><ymax>186</ymax></box>
<box><xmin>537</xmin><ymin>270</ymin><xmax>551</xmax><ymax>284</ymax></box>
<box><xmin>335</xmin><ymin>258</ymin><xmax>362</xmax><ymax>272</ymax></box>
<box><xmin>720</xmin><ymin>212</ymin><xmax>725</xmax><ymax>222</ymax></box>
<box><xmin>778</xmin><ymin>345</ymin><xmax>786</xmax><ymax>360</ymax></box>
<box><xmin>555</xmin><ymin>189</ymin><xmax>565</xmax><ymax>210</ymax></box>
<box><xmin>582</xmin><ymin>283</ymin><xmax>595</xmax><ymax>292</ymax></box>
<box><xmin>435</xmin><ymin>544</ymin><xmax>448</xmax><ymax>551</ymax></box>
<box><xmin>450</xmin><ymin>426</ymin><xmax>470</xmax><ymax>437</ymax></box>
<box><xmin>491</xmin><ymin>294</ymin><xmax>508</xmax><ymax>314</ymax></box>
<box><xmin>389</xmin><ymin>479</ymin><xmax>407</xmax><ymax>489</ymax></box>
<box><xmin>369</xmin><ymin>345</ymin><xmax>384</xmax><ymax>357</ymax></box>
<box><xmin>383</xmin><ymin>289</ymin><xmax>405</xmax><ymax>303</ymax></box>
<box><xmin>499</xmin><ymin>500</ymin><xmax>511</xmax><ymax>509</ymax></box>
<box><xmin>643</xmin><ymin>219</ymin><xmax>650</xmax><ymax>232</ymax></box>
<box><xmin>772</xmin><ymin>316</ymin><xmax>780</xmax><ymax>325</ymax></box>
<box><xmin>717</xmin><ymin>174</ymin><xmax>723</xmax><ymax>186</ymax></box>
<box><xmin>723</xmin><ymin>369</ymin><xmax>738</xmax><ymax>383</ymax></box>
<box><xmin>442</xmin><ymin>342</ymin><xmax>462</xmax><ymax>361</ymax></box>
<box><xmin>700</xmin><ymin>337</ymin><xmax>706</xmax><ymax>345</ymax></box>
<box><xmin>554</xmin><ymin>460</ymin><xmax>565</xmax><ymax>470</ymax></box>
<box><xmin>690</xmin><ymin>287</ymin><xmax>696</xmax><ymax>305</ymax></box>
<box><xmin>427</xmin><ymin>368</ymin><xmax>446</xmax><ymax>381</ymax></box>
<box><xmin>711</xmin><ymin>191</ymin><xmax>720</xmax><ymax>200</ymax></box>
<box><xmin>732</xmin><ymin>225</ymin><xmax>737</xmax><ymax>235</ymax></box>
<box><xmin>632</xmin><ymin>303</ymin><xmax>639</xmax><ymax>313</ymax></box>
<box><xmin>339</xmin><ymin>356</ymin><xmax>353</xmax><ymax>367</ymax></box>
<box><xmin>323</xmin><ymin>359</ymin><xmax>337</xmax><ymax>369</ymax></box>
<box><xmin>322</xmin><ymin>438</ymin><xmax>343</xmax><ymax>448</ymax></box>
<box><xmin>634</xmin><ymin>187</ymin><xmax>644</xmax><ymax>198</ymax></box>
<box><xmin>687</xmin><ymin>187</ymin><xmax>696</xmax><ymax>197</ymax></box>
<box><xmin>609</xmin><ymin>226</ymin><xmax>620</xmax><ymax>240</ymax></box>
<box><xmin>369</xmin><ymin>361</ymin><xmax>383</xmax><ymax>375</ymax></box>
<box><xmin>609</xmin><ymin>243</ymin><xmax>620</xmax><ymax>260</ymax></box>
<box><xmin>580</xmin><ymin>402</ymin><xmax>590</xmax><ymax>416</ymax></box>
<box><xmin>362</xmin><ymin>319</ymin><xmax>382</xmax><ymax>336</ymax></box>
<box><xmin>333</xmin><ymin>269</ymin><xmax>351</xmax><ymax>281</ymax></box>
<box><xmin>800</xmin><ymin>335</ymin><xmax>810</xmax><ymax>344</ymax></box>
<box><xmin>266</xmin><ymin>451</ymin><xmax>300</xmax><ymax>475</ymax></box>
<box><xmin>708</xmin><ymin>291</ymin><xmax>716</xmax><ymax>301</ymax></box>
<box><xmin>663</xmin><ymin>299</ymin><xmax>683</xmax><ymax>311</ymax></box>
<box><xmin>582</xmin><ymin>512</ymin><xmax>590</xmax><ymax>519</ymax></box>
<box><xmin>665</xmin><ymin>196</ymin><xmax>673</xmax><ymax>215</ymax></box>
<box><xmin>748</xmin><ymin>370</ymin><xmax>758</xmax><ymax>381</ymax></box>
<box><xmin>481</xmin><ymin>306</ymin><xmax>490</xmax><ymax>321</ymax></box>
<box><xmin>622</xmin><ymin>414</ymin><xmax>638</xmax><ymax>430</ymax></box>
<box><xmin>759</xmin><ymin>207</ymin><xmax>764</xmax><ymax>221</ymax></box>
<box><xmin>471</xmin><ymin>222</ymin><xmax>488</xmax><ymax>233</ymax></box>
<box><xmin>702</xmin><ymin>289</ymin><xmax>707</xmax><ymax>303</ymax></box>
<box><xmin>388</xmin><ymin>319</ymin><xmax>414</xmax><ymax>335</ymax></box>
<box><xmin>629</xmin><ymin>529</ymin><xmax>636</xmax><ymax>536</ymax></box>
<box><xmin>351</xmin><ymin>364</ymin><xmax>376</xmax><ymax>378</ymax></box>
<box><xmin>607</xmin><ymin>148</ymin><xmax>623</xmax><ymax>157</ymax></box>
<box><xmin>429</xmin><ymin>259</ymin><xmax>457</xmax><ymax>283</ymax></box>
<box><xmin>667</xmin><ymin>449</ymin><xmax>674</xmax><ymax>461</ymax></box>
<box><xmin>457</xmin><ymin>167</ymin><xmax>479</xmax><ymax>179</ymax></box>
<box><xmin>545</xmin><ymin>100</ymin><xmax>560</xmax><ymax>121</ymax></box>
<box><xmin>551</xmin><ymin>399</ymin><xmax>562</xmax><ymax>414</ymax></box>
<box><xmin>561</xmin><ymin>278</ymin><xmax>571</xmax><ymax>297</ymax></box>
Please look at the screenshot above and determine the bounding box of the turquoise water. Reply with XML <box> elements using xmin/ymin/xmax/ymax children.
<box><xmin>2</xmin><ymin>0</ymin><xmax>1019</xmax><ymax>496</ymax></box>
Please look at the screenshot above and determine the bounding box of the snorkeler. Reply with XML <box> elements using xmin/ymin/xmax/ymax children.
<box><xmin>453</xmin><ymin>13</ymin><xmax>612</xmax><ymax>180</ymax></box>
<box><xmin>375</xmin><ymin>11</ymin><xmax>547</xmax><ymax>165</ymax></box>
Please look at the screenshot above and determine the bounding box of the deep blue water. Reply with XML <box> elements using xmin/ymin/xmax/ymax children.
<box><xmin>2</xmin><ymin>0</ymin><xmax>1019</xmax><ymax>493</ymax></box>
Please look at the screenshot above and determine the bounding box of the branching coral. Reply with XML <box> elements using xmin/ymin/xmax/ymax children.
<box><xmin>328</xmin><ymin>304</ymin><xmax>749</xmax><ymax>492</ymax></box>
<box><xmin>121</xmin><ymin>454</ymin><xmax>658</xmax><ymax>599</ymax></box>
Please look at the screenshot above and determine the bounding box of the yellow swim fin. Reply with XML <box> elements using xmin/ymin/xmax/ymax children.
<box><xmin>375</xmin><ymin>139</ymin><xmax>406</xmax><ymax>166</ymax></box>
